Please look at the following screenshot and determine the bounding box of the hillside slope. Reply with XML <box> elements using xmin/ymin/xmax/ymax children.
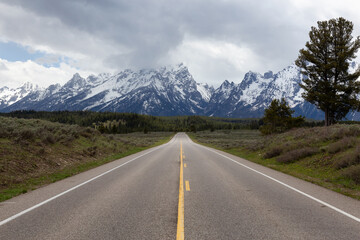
<box><xmin>0</xmin><ymin>116</ymin><xmax>172</xmax><ymax>201</ymax></box>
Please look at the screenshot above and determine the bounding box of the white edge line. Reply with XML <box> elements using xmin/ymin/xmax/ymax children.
<box><xmin>194</xmin><ymin>142</ymin><xmax>360</xmax><ymax>223</ymax></box>
<box><xmin>0</xmin><ymin>139</ymin><xmax>173</xmax><ymax>227</ymax></box>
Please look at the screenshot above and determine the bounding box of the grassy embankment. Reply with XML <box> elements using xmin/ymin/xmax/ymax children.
<box><xmin>189</xmin><ymin>125</ymin><xmax>360</xmax><ymax>200</ymax></box>
<box><xmin>0</xmin><ymin>116</ymin><xmax>173</xmax><ymax>202</ymax></box>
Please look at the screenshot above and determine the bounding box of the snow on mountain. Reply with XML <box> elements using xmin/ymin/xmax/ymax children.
<box><xmin>86</xmin><ymin>63</ymin><xmax>209</xmax><ymax>115</ymax></box>
<box><xmin>0</xmin><ymin>63</ymin><xmax>211</xmax><ymax>116</ymax></box>
<box><xmin>205</xmin><ymin>64</ymin><xmax>323</xmax><ymax>119</ymax></box>
<box><xmin>196</xmin><ymin>83</ymin><xmax>214</xmax><ymax>102</ymax></box>
<box><xmin>0</xmin><ymin>82</ymin><xmax>40</xmax><ymax>108</ymax></box>
<box><xmin>3</xmin><ymin>62</ymin><xmax>358</xmax><ymax>120</ymax></box>
<box><xmin>213</xmin><ymin>80</ymin><xmax>235</xmax><ymax>102</ymax></box>
<box><xmin>238</xmin><ymin>71</ymin><xmax>272</xmax><ymax>106</ymax></box>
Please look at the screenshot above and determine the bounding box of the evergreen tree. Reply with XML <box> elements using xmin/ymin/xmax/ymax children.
<box><xmin>296</xmin><ymin>17</ymin><xmax>360</xmax><ymax>126</ymax></box>
<box><xmin>260</xmin><ymin>98</ymin><xmax>304</xmax><ymax>135</ymax></box>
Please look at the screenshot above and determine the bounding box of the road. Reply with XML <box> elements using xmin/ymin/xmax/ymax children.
<box><xmin>0</xmin><ymin>133</ymin><xmax>359</xmax><ymax>239</ymax></box>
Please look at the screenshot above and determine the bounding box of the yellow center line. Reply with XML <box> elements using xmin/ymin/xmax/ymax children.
<box><xmin>176</xmin><ymin>141</ymin><xmax>184</xmax><ymax>240</ymax></box>
<box><xmin>185</xmin><ymin>181</ymin><xmax>190</xmax><ymax>191</ymax></box>
<box><xmin>184</xmin><ymin>163</ymin><xmax>187</xmax><ymax>168</ymax></box>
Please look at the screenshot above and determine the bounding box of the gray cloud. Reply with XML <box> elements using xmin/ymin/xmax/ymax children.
<box><xmin>1</xmin><ymin>0</ymin><xmax>360</xmax><ymax>86</ymax></box>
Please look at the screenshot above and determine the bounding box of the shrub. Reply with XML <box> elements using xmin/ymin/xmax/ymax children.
<box><xmin>348</xmin><ymin>125</ymin><xmax>360</xmax><ymax>137</ymax></box>
<box><xmin>84</xmin><ymin>146</ymin><xmax>97</xmax><ymax>156</ymax></box>
<box><xmin>57</xmin><ymin>134</ymin><xmax>66</xmax><ymax>141</ymax></box>
<box><xmin>263</xmin><ymin>147</ymin><xmax>283</xmax><ymax>159</ymax></box>
<box><xmin>42</xmin><ymin>133</ymin><xmax>56</xmax><ymax>145</ymax></box>
<box><xmin>276</xmin><ymin>147</ymin><xmax>319</xmax><ymax>163</ymax></box>
<box><xmin>79</xmin><ymin>131</ymin><xmax>91</xmax><ymax>138</ymax></box>
<box><xmin>60</xmin><ymin>135</ymin><xmax>75</xmax><ymax>146</ymax></box>
<box><xmin>333</xmin><ymin>148</ymin><xmax>360</xmax><ymax>169</ymax></box>
<box><xmin>246</xmin><ymin>142</ymin><xmax>265</xmax><ymax>151</ymax></box>
<box><xmin>0</xmin><ymin>128</ymin><xmax>10</xmax><ymax>138</ymax></box>
<box><xmin>6</xmin><ymin>126</ymin><xmax>14</xmax><ymax>135</ymax></box>
<box><xmin>19</xmin><ymin>129</ymin><xmax>35</xmax><ymax>140</ymax></box>
<box><xmin>327</xmin><ymin>137</ymin><xmax>356</xmax><ymax>154</ymax></box>
<box><xmin>330</xmin><ymin>128</ymin><xmax>347</xmax><ymax>140</ymax></box>
<box><xmin>343</xmin><ymin>165</ymin><xmax>360</xmax><ymax>184</ymax></box>
<box><xmin>329</xmin><ymin>125</ymin><xmax>360</xmax><ymax>140</ymax></box>
<box><xmin>72</xmin><ymin>132</ymin><xmax>79</xmax><ymax>139</ymax></box>
<box><xmin>79</xmin><ymin>127</ymin><xmax>95</xmax><ymax>138</ymax></box>
<box><xmin>37</xmin><ymin>147</ymin><xmax>46</xmax><ymax>155</ymax></box>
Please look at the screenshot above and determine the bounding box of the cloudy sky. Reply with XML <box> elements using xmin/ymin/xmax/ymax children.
<box><xmin>0</xmin><ymin>0</ymin><xmax>360</xmax><ymax>88</ymax></box>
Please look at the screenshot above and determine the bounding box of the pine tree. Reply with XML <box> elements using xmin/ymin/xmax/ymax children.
<box><xmin>260</xmin><ymin>98</ymin><xmax>304</xmax><ymax>135</ymax></box>
<box><xmin>296</xmin><ymin>17</ymin><xmax>360</xmax><ymax>126</ymax></box>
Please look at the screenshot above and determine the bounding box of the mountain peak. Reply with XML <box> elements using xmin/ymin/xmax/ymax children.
<box><xmin>223</xmin><ymin>79</ymin><xmax>230</xmax><ymax>84</ymax></box>
<box><xmin>19</xmin><ymin>82</ymin><xmax>40</xmax><ymax>91</ymax></box>
<box><xmin>63</xmin><ymin>73</ymin><xmax>87</xmax><ymax>90</ymax></box>
<box><xmin>159</xmin><ymin>63</ymin><xmax>188</xmax><ymax>73</ymax></box>
<box><xmin>220</xmin><ymin>80</ymin><xmax>235</xmax><ymax>87</ymax></box>
<box><xmin>240</xmin><ymin>71</ymin><xmax>260</xmax><ymax>87</ymax></box>
<box><xmin>175</xmin><ymin>62</ymin><xmax>186</xmax><ymax>70</ymax></box>
<box><xmin>264</xmin><ymin>71</ymin><xmax>273</xmax><ymax>79</ymax></box>
<box><xmin>0</xmin><ymin>86</ymin><xmax>9</xmax><ymax>91</ymax></box>
<box><xmin>72</xmin><ymin>72</ymin><xmax>82</xmax><ymax>79</ymax></box>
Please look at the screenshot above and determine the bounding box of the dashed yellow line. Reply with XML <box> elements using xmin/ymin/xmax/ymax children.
<box><xmin>185</xmin><ymin>181</ymin><xmax>190</xmax><ymax>191</ymax></box>
<box><xmin>176</xmin><ymin>141</ymin><xmax>184</xmax><ymax>240</ymax></box>
<box><xmin>184</xmin><ymin>163</ymin><xmax>187</xmax><ymax>168</ymax></box>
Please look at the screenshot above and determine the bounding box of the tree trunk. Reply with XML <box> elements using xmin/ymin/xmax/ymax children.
<box><xmin>325</xmin><ymin>107</ymin><xmax>329</xmax><ymax>126</ymax></box>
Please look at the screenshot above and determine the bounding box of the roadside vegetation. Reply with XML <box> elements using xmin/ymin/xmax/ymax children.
<box><xmin>259</xmin><ymin>98</ymin><xmax>304</xmax><ymax>135</ymax></box>
<box><xmin>189</xmin><ymin>125</ymin><xmax>360</xmax><ymax>200</ymax></box>
<box><xmin>0</xmin><ymin>116</ymin><xmax>173</xmax><ymax>202</ymax></box>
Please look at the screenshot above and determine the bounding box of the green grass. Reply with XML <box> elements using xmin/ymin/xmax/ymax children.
<box><xmin>189</xmin><ymin>127</ymin><xmax>360</xmax><ymax>200</ymax></box>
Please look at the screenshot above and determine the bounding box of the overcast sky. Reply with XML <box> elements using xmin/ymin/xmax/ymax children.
<box><xmin>1</xmin><ymin>0</ymin><xmax>360</xmax><ymax>88</ymax></box>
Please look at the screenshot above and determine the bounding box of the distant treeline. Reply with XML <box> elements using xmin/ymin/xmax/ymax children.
<box><xmin>0</xmin><ymin>110</ymin><xmax>325</xmax><ymax>133</ymax></box>
<box><xmin>0</xmin><ymin>110</ymin><xmax>260</xmax><ymax>133</ymax></box>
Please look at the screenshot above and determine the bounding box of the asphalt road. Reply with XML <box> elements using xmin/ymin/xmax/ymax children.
<box><xmin>1</xmin><ymin>133</ymin><xmax>360</xmax><ymax>239</ymax></box>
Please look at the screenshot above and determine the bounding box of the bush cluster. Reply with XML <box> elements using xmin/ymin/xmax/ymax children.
<box><xmin>263</xmin><ymin>147</ymin><xmax>283</xmax><ymax>159</ymax></box>
<box><xmin>327</xmin><ymin>137</ymin><xmax>357</xmax><ymax>154</ymax></box>
<box><xmin>333</xmin><ymin>148</ymin><xmax>360</xmax><ymax>169</ymax></box>
<box><xmin>276</xmin><ymin>147</ymin><xmax>319</xmax><ymax>163</ymax></box>
<box><xmin>261</xmin><ymin>124</ymin><xmax>360</xmax><ymax>184</ymax></box>
<box><xmin>0</xmin><ymin>117</ymin><xmax>100</xmax><ymax>146</ymax></box>
<box><xmin>343</xmin><ymin>165</ymin><xmax>360</xmax><ymax>184</ymax></box>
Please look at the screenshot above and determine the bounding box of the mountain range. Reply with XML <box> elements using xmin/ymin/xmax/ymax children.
<box><xmin>1</xmin><ymin>62</ymin><xmax>357</xmax><ymax>120</ymax></box>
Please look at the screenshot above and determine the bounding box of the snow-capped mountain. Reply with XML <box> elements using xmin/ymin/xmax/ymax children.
<box><xmin>3</xmin><ymin>62</ymin><xmax>356</xmax><ymax>120</ymax></box>
<box><xmin>0</xmin><ymin>82</ymin><xmax>40</xmax><ymax>109</ymax></box>
<box><xmin>205</xmin><ymin>64</ymin><xmax>323</xmax><ymax>119</ymax></box>
<box><xmin>1</xmin><ymin>64</ymin><xmax>214</xmax><ymax>116</ymax></box>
